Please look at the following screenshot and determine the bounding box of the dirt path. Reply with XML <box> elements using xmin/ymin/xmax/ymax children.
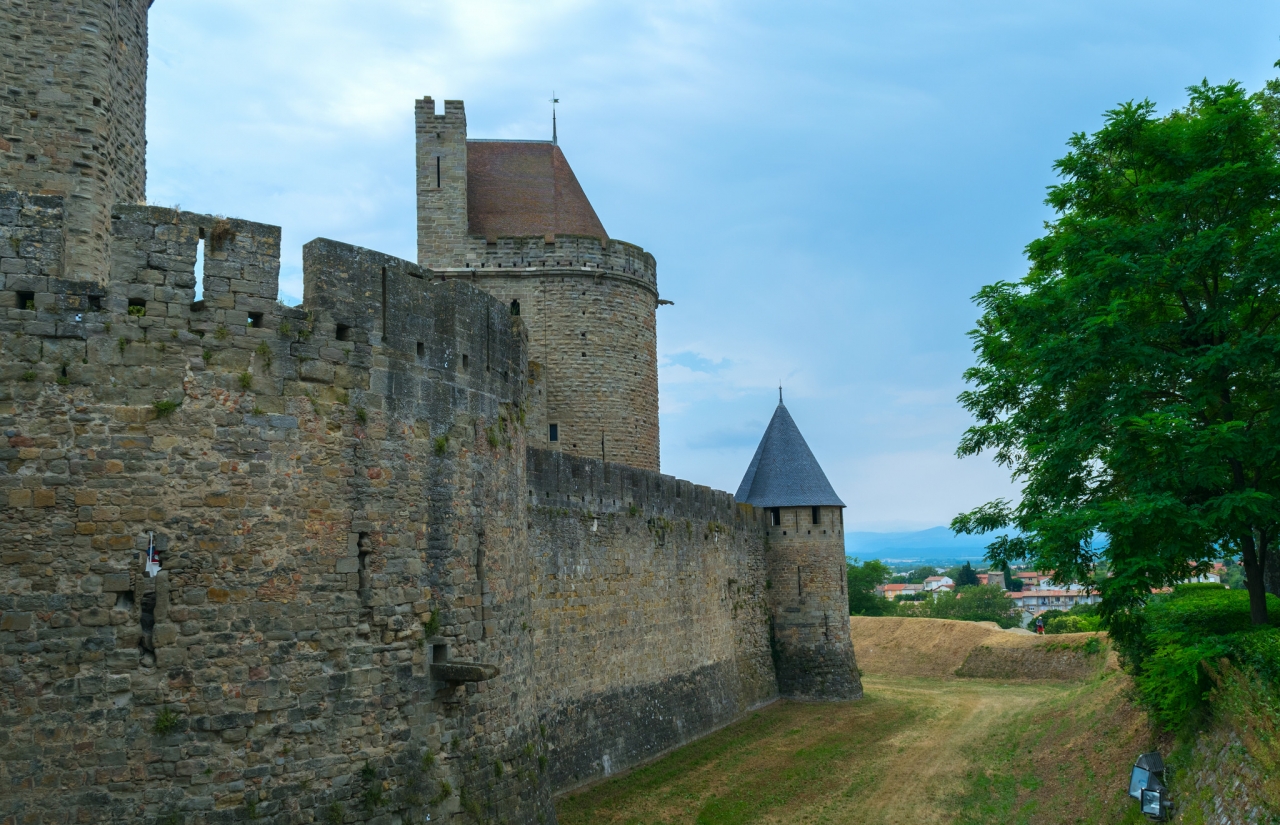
<box><xmin>809</xmin><ymin>677</ymin><xmax>1059</xmax><ymax>825</ymax></box>
<box><xmin>557</xmin><ymin>675</ymin><xmax>1077</xmax><ymax>825</ymax></box>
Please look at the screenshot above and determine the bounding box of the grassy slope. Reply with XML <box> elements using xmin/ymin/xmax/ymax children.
<box><xmin>557</xmin><ymin>669</ymin><xmax>1153</xmax><ymax>825</ymax></box>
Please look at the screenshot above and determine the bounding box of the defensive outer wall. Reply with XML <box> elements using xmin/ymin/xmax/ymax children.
<box><xmin>1</xmin><ymin>4</ymin><xmax>862</xmax><ymax>822</ymax></box>
<box><xmin>0</xmin><ymin>190</ymin><xmax>786</xmax><ymax>824</ymax></box>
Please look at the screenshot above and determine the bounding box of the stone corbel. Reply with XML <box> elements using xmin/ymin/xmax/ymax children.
<box><xmin>426</xmin><ymin>637</ymin><xmax>500</xmax><ymax>683</ymax></box>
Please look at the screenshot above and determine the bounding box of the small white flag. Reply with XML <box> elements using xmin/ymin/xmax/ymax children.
<box><xmin>145</xmin><ymin>532</ymin><xmax>161</xmax><ymax>577</ymax></box>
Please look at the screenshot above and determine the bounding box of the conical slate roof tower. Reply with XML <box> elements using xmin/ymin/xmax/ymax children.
<box><xmin>739</xmin><ymin>396</ymin><xmax>862</xmax><ymax>701</ymax></box>
<box><xmin>736</xmin><ymin>401</ymin><xmax>844</xmax><ymax>508</ymax></box>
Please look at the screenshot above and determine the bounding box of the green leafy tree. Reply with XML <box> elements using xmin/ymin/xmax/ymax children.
<box><xmin>924</xmin><ymin>585</ymin><xmax>1021</xmax><ymax>628</ymax></box>
<box><xmin>905</xmin><ymin>566</ymin><xmax>939</xmax><ymax>585</ymax></box>
<box><xmin>956</xmin><ymin>561</ymin><xmax>980</xmax><ymax>587</ymax></box>
<box><xmin>847</xmin><ymin>558</ymin><xmax>893</xmax><ymax>616</ymax></box>
<box><xmin>953</xmin><ymin>76</ymin><xmax>1280</xmax><ymax>627</ymax></box>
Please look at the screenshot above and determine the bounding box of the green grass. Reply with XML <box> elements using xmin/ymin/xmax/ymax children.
<box><xmin>558</xmin><ymin>696</ymin><xmax>915</xmax><ymax>825</ymax></box>
<box><xmin>558</xmin><ymin>671</ymin><xmax>1149</xmax><ymax>825</ymax></box>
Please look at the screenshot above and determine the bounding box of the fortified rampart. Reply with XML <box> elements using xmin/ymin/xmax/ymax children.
<box><xmin>0</xmin><ymin>189</ymin><xmax>794</xmax><ymax>824</ymax></box>
<box><xmin>1</xmin><ymin>7</ymin><xmax>862</xmax><ymax>823</ymax></box>
<box><xmin>0</xmin><ymin>191</ymin><xmax>555</xmax><ymax>823</ymax></box>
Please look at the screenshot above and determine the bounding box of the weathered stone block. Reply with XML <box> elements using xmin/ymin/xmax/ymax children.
<box><xmin>0</xmin><ymin>611</ymin><xmax>32</xmax><ymax>631</ymax></box>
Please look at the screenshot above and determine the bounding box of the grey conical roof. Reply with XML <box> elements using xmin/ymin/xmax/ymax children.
<box><xmin>735</xmin><ymin>402</ymin><xmax>845</xmax><ymax>508</ymax></box>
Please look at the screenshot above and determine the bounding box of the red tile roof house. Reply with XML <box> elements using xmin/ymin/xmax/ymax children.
<box><xmin>922</xmin><ymin>575</ymin><xmax>954</xmax><ymax>592</ymax></box>
<box><xmin>877</xmin><ymin>583</ymin><xmax>925</xmax><ymax>599</ymax></box>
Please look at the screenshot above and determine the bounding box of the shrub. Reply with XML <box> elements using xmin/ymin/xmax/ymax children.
<box><xmin>1116</xmin><ymin>584</ymin><xmax>1280</xmax><ymax>730</ymax></box>
<box><xmin>1045</xmin><ymin>614</ymin><xmax>1102</xmax><ymax>634</ymax></box>
<box><xmin>1036</xmin><ymin>609</ymin><xmax>1068</xmax><ymax>628</ymax></box>
<box><xmin>238</xmin><ymin>372</ymin><xmax>252</xmax><ymax>390</ymax></box>
<box><xmin>433</xmin><ymin>435</ymin><xmax>448</xmax><ymax>455</ymax></box>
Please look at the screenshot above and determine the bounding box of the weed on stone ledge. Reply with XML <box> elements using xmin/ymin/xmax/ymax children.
<box><xmin>153</xmin><ymin>400</ymin><xmax>179</xmax><ymax>418</ymax></box>
<box><xmin>152</xmin><ymin>708</ymin><xmax>180</xmax><ymax>735</ymax></box>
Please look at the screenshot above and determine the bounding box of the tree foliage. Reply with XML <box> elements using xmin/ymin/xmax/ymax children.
<box><xmin>953</xmin><ymin>77</ymin><xmax>1280</xmax><ymax>626</ymax></box>
<box><xmin>847</xmin><ymin>558</ymin><xmax>893</xmax><ymax>616</ymax></box>
<box><xmin>917</xmin><ymin>585</ymin><xmax>1021</xmax><ymax>628</ymax></box>
<box><xmin>956</xmin><ymin>561</ymin><xmax>980</xmax><ymax>587</ymax></box>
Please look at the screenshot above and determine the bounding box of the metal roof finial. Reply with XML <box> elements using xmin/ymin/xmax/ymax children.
<box><xmin>550</xmin><ymin>91</ymin><xmax>559</xmax><ymax>146</ymax></box>
<box><xmin>779</xmin><ymin>384</ymin><xmax>783</xmax><ymax>404</ymax></box>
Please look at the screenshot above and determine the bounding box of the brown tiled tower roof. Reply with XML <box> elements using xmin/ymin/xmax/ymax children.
<box><xmin>466</xmin><ymin>140</ymin><xmax>608</xmax><ymax>241</ymax></box>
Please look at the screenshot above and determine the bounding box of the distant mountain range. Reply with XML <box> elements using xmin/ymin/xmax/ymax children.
<box><xmin>845</xmin><ymin>526</ymin><xmax>1009</xmax><ymax>564</ymax></box>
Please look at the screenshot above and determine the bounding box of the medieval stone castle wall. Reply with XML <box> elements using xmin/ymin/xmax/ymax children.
<box><xmin>0</xmin><ymin>6</ymin><xmax>860</xmax><ymax>823</ymax></box>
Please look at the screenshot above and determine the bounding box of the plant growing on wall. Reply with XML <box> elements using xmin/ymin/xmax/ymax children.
<box><xmin>153</xmin><ymin>708</ymin><xmax>180</xmax><ymax>735</ymax></box>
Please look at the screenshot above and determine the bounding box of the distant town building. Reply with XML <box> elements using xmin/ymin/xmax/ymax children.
<box><xmin>976</xmin><ymin>572</ymin><xmax>1005</xmax><ymax>589</ymax></box>
<box><xmin>1011</xmin><ymin>588</ymin><xmax>1101</xmax><ymax>624</ymax></box>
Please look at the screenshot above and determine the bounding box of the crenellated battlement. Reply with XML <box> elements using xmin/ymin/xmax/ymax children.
<box><xmin>445</xmin><ymin>234</ymin><xmax>658</xmax><ymax>294</ymax></box>
<box><xmin>528</xmin><ymin>447</ymin><xmax>754</xmax><ymax>527</ymax></box>
<box><xmin>0</xmin><ymin>192</ymin><xmax>528</xmax><ymax>424</ymax></box>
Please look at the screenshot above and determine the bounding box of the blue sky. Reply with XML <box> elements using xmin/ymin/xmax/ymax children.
<box><xmin>146</xmin><ymin>0</ymin><xmax>1280</xmax><ymax>531</ymax></box>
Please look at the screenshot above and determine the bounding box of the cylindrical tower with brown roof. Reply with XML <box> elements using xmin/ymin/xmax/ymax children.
<box><xmin>0</xmin><ymin>0</ymin><xmax>151</xmax><ymax>282</ymax></box>
<box><xmin>416</xmin><ymin>97</ymin><xmax>660</xmax><ymax>471</ymax></box>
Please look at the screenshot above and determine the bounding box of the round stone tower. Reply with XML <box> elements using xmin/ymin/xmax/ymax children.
<box><xmin>415</xmin><ymin>97</ymin><xmax>660</xmax><ymax>472</ymax></box>
<box><xmin>0</xmin><ymin>0</ymin><xmax>151</xmax><ymax>281</ymax></box>
<box><xmin>737</xmin><ymin>398</ymin><xmax>863</xmax><ymax>700</ymax></box>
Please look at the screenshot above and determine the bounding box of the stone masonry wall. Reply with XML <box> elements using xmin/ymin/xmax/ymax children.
<box><xmin>0</xmin><ymin>0</ymin><xmax>150</xmax><ymax>281</ymax></box>
<box><xmin>526</xmin><ymin>449</ymin><xmax>777</xmax><ymax>792</ymax></box>
<box><xmin>427</xmin><ymin>236</ymin><xmax>661</xmax><ymax>474</ymax></box>
<box><xmin>469</xmin><ymin>266</ymin><xmax>659</xmax><ymax>472</ymax></box>
<box><xmin>764</xmin><ymin>506</ymin><xmax>863</xmax><ymax>700</ymax></box>
<box><xmin>0</xmin><ymin>191</ymin><xmax>556</xmax><ymax>825</ymax></box>
<box><xmin>0</xmin><ymin>186</ymin><xmax>810</xmax><ymax>824</ymax></box>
